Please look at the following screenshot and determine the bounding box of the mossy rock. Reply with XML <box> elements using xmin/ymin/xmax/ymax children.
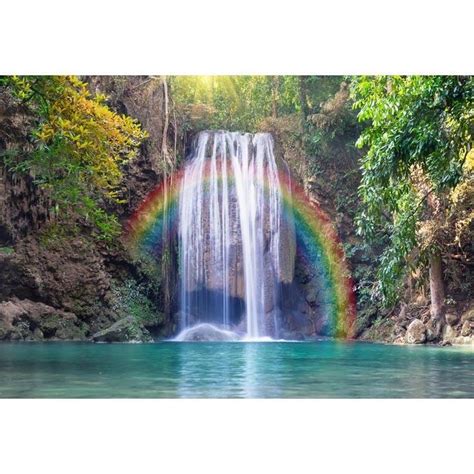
<box><xmin>37</xmin><ymin>312</ymin><xmax>86</xmax><ymax>340</ymax></box>
<box><xmin>91</xmin><ymin>316</ymin><xmax>152</xmax><ymax>343</ymax></box>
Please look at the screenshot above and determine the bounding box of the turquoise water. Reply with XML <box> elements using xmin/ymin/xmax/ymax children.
<box><xmin>0</xmin><ymin>341</ymin><xmax>472</xmax><ymax>398</ymax></box>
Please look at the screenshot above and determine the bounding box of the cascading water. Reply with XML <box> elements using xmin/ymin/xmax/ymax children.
<box><xmin>178</xmin><ymin>131</ymin><xmax>292</xmax><ymax>339</ymax></box>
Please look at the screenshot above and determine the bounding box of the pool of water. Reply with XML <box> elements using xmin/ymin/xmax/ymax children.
<box><xmin>0</xmin><ymin>341</ymin><xmax>472</xmax><ymax>398</ymax></box>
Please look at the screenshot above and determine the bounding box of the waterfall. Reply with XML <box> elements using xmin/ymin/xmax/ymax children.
<box><xmin>178</xmin><ymin>131</ymin><xmax>288</xmax><ymax>339</ymax></box>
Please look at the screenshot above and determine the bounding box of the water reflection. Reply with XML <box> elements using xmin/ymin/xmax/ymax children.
<box><xmin>0</xmin><ymin>342</ymin><xmax>472</xmax><ymax>398</ymax></box>
<box><xmin>241</xmin><ymin>343</ymin><xmax>261</xmax><ymax>397</ymax></box>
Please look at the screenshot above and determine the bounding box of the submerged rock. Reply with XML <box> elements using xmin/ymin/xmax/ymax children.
<box><xmin>405</xmin><ymin>319</ymin><xmax>426</xmax><ymax>344</ymax></box>
<box><xmin>174</xmin><ymin>323</ymin><xmax>240</xmax><ymax>342</ymax></box>
<box><xmin>91</xmin><ymin>316</ymin><xmax>151</xmax><ymax>343</ymax></box>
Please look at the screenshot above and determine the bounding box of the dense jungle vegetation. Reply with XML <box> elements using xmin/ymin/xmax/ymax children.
<box><xmin>170</xmin><ymin>75</ymin><xmax>474</xmax><ymax>337</ymax></box>
<box><xmin>1</xmin><ymin>75</ymin><xmax>473</xmax><ymax>343</ymax></box>
<box><xmin>0</xmin><ymin>76</ymin><xmax>147</xmax><ymax>240</ymax></box>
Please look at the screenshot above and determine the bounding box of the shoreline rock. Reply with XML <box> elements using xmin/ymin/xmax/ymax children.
<box><xmin>405</xmin><ymin>319</ymin><xmax>427</xmax><ymax>344</ymax></box>
<box><xmin>0</xmin><ymin>297</ymin><xmax>86</xmax><ymax>341</ymax></box>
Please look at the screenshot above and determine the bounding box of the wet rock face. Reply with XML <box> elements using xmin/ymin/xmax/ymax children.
<box><xmin>0</xmin><ymin>237</ymin><xmax>170</xmax><ymax>341</ymax></box>
<box><xmin>1</xmin><ymin>238</ymin><xmax>111</xmax><ymax>324</ymax></box>
<box><xmin>0</xmin><ymin>298</ymin><xmax>86</xmax><ymax>341</ymax></box>
<box><xmin>405</xmin><ymin>319</ymin><xmax>427</xmax><ymax>344</ymax></box>
<box><xmin>283</xmin><ymin>252</ymin><xmax>327</xmax><ymax>338</ymax></box>
<box><xmin>0</xmin><ymin>236</ymin><xmax>125</xmax><ymax>339</ymax></box>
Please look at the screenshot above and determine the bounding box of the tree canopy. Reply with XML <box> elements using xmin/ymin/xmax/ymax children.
<box><xmin>1</xmin><ymin>75</ymin><xmax>147</xmax><ymax>239</ymax></box>
<box><xmin>351</xmin><ymin>75</ymin><xmax>474</xmax><ymax>303</ymax></box>
<box><xmin>170</xmin><ymin>75</ymin><xmax>341</xmax><ymax>133</ymax></box>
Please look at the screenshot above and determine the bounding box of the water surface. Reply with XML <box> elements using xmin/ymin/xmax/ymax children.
<box><xmin>0</xmin><ymin>341</ymin><xmax>472</xmax><ymax>398</ymax></box>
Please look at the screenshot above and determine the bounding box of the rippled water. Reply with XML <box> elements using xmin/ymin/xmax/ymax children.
<box><xmin>0</xmin><ymin>341</ymin><xmax>473</xmax><ymax>398</ymax></box>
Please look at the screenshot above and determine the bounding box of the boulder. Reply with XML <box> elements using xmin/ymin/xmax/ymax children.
<box><xmin>91</xmin><ymin>316</ymin><xmax>150</xmax><ymax>343</ymax></box>
<box><xmin>0</xmin><ymin>298</ymin><xmax>85</xmax><ymax>340</ymax></box>
<box><xmin>405</xmin><ymin>319</ymin><xmax>427</xmax><ymax>344</ymax></box>
<box><xmin>461</xmin><ymin>321</ymin><xmax>472</xmax><ymax>337</ymax></box>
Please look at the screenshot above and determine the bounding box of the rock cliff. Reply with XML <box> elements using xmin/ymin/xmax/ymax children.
<box><xmin>0</xmin><ymin>76</ymin><xmax>175</xmax><ymax>341</ymax></box>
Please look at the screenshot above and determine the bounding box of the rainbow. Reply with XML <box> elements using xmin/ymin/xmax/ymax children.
<box><xmin>125</xmin><ymin>167</ymin><xmax>356</xmax><ymax>338</ymax></box>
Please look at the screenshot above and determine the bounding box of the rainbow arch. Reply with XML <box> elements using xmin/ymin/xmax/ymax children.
<box><xmin>125</xmin><ymin>167</ymin><xmax>356</xmax><ymax>338</ymax></box>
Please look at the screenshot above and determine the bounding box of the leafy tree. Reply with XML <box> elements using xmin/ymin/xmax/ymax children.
<box><xmin>170</xmin><ymin>76</ymin><xmax>268</xmax><ymax>131</ymax></box>
<box><xmin>1</xmin><ymin>76</ymin><xmax>148</xmax><ymax>240</ymax></box>
<box><xmin>351</xmin><ymin>75</ymin><xmax>474</xmax><ymax>325</ymax></box>
<box><xmin>170</xmin><ymin>75</ymin><xmax>309</xmax><ymax>132</ymax></box>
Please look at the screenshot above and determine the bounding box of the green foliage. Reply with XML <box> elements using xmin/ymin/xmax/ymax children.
<box><xmin>0</xmin><ymin>75</ymin><xmax>148</xmax><ymax>241</ymax></box>
<box><xmin>351</xmin><ymin>75</ymin><xmax>474</xmax><ymax>304</ymax></box>
<box><xmin>304</xmin><ymin>80</ymin><xmax>359</xmax><ymax>160</ymax></box>
<box><xmin>38</xmin><ymin>221</ymin><xmax>79</xmax><ymax>248</ymax></box>
<box><xmin>0</xmin><ymin>246</ymin><xmax>14</xmax><ymax>255</ymax></box>
<box><xmin>112</xmin><ymin>279</ymin><xmax>164</xmax><ymax>330</ymax></box>
<box><xmin>170</xmin><ymin>76</ymin><xmax>270</xmax><ymax>131</ymax></box>
<box><xmin>170</xmin><ymin>75</ymin><xmax>346</xmax><ymax>135</ymax></box>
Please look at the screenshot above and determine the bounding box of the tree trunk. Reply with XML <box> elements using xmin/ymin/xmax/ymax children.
<box><xmin>429</xmin><ymin>251</ymin><xmax>446</xmax><ymax>323</ymax></box>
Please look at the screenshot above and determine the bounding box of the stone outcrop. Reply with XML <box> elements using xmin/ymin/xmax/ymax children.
<box><xmin>0</xmin><ymin>297</ymin><xmax>86</xmax><ymax>341</ymax></box>
<box><xmin>360</xmin><ymin>298</ymin><xmax>474</xmax><ymax>346</ymax></box>
<box><xmin>405</xmin><ymin>319</ymin><xmax>427</xmax><ymax>344</ymax></box>
<box><xmin>0</xmin><ymin>77</ymin><xmax>175</xmax><ymax>342</ymax></box>
<box><xmin>91</xmin><ymin>316</ymin><xmax>149</xmax><ymax>343</ymax></box>
<box><xmin>0</xmin><ymin>236</ymin><xmax>123</xmax><ymax>335</ymax></box>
